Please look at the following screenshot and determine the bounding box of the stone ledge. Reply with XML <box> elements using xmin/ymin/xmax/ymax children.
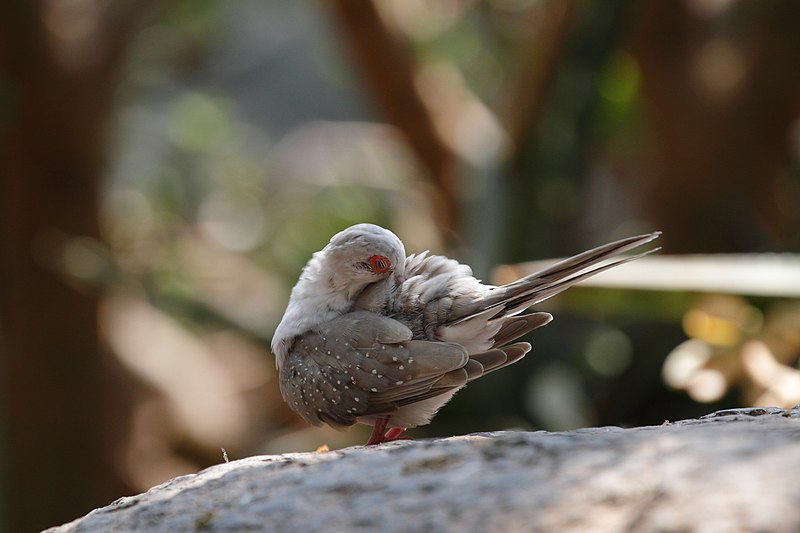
<box><xmin>49</xmin><ymin>407</ymin><xmax>800</xmax><ymax>533</ymax></box>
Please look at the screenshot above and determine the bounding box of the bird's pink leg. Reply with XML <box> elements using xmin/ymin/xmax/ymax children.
<box><xmin>366</xmin><ymin>417</ymin><xmax>409</xmax><ymax>445</ymax></box>
<box><xmin>367</xmin><ymin>417</ymin><xmax>390</xmax><ymax>445</ymax></box>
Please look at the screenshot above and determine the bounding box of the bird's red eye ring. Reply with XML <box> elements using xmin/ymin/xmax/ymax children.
<box><xmin>369</xmin><ymin>255</ymin><xmax>392</xmax><ymax>273</ymax></box>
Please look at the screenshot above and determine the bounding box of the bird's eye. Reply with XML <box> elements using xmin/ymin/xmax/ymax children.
<box><xmin>368</xmin><ymin>255</ymin><xmax>391</xmax><ymax>273</ymax></box>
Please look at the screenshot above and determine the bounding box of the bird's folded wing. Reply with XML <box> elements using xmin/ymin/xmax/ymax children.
<box><xmin>279</xmin><ymin>310</ymin><xmax>472</xmax><ymax>428</ymax></box>
<box><xmin>372</xmin><ymin>342</ymin><xmax>532</xmax><ymax>408</ymax></box>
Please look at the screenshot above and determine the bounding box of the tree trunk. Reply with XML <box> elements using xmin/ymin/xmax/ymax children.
<box><xmin>0</xmin><ymin>2</ymin><xmax>155</xmax><ymax>530</ymax></box>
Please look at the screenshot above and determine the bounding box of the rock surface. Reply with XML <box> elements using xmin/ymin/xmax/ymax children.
<box><xmin>49</xmin><ymin>407</ymin><xmax>800</xmax><ymax>533</ymax></box>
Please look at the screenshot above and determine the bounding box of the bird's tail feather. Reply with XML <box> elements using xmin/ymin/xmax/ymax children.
<box><xmin>453</xmin><ymin>232</ymin><xmax>661</xmax><ymax>324</ymax></box>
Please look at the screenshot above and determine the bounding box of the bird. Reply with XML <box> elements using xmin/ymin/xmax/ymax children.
<box><xmin>271</xmin><ymin>223</ymin><xmax>660</xmax><ymax>445</ymax></box>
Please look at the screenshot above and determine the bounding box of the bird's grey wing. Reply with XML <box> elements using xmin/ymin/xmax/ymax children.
<box><xmin>366</xmin><ymin>340</ymin><xmax>536</xmax><ymax>428</ymax></box>
<box><xmin>278</xmin><ymin>310</ymin><xmax>473</xmax><ymax>430</ymax></box>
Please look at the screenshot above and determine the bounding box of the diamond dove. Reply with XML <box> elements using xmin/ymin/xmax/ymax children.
<box><xmin>271</xmin><ymin>224</ymin><xmax>659</xmax><ymax>444</ymax></box>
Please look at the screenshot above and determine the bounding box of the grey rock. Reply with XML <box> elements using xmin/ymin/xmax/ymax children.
<box><xmin>48</xmin><ymin>407</ymin><xmax>800</xmax><ymax>533</ymax></box>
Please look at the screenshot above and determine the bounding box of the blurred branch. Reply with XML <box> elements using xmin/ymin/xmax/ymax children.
<box><xmin>325</xmin><ymin>0</ymin><xmax>460</xmax><ymax>238</ymax></box>
<box><xmin>497</xmin><ymin>0</ymin><xmax>632</xmax><ymax>262</ymax></box>
<box><xmin>503</xmin><ymin>0</ymin><xmax>581</xmax><ymax>163</ymax></box>
<box><xmin>629</xmin><ymin>1</ymin><xmax>800</xmax><ymax>253</ymax></box>
<box><xmin>95</xmin><ymin>0</ymin><xmax>161</xmax><ymax>71</ymax></box>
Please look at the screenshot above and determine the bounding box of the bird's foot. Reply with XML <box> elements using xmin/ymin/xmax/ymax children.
<box><xmin>366</xmin><ymin>418</ymin><xmax>409</xmax><ymax>445</ymax></box>
<box><xmin>382</xmin><ymin>427</ymin><xmax>413</xmax><ymax>443</ymax></box>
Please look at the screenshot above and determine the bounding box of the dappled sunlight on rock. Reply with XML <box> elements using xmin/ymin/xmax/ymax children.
<box><xmin>742</xmin><ymin>340</ymin><xmax>800</xmax><ymax>407</ymax></box>
<box><xmin>665</xmin><ymin>296</ymin><xmax>800</xmax><ymax>408</ymax></box>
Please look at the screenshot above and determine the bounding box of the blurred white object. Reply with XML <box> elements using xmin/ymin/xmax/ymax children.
<box><xmin>496</xmin><ymin>254</ymin><xmax>800</xmax><ymax>297</ymax></box>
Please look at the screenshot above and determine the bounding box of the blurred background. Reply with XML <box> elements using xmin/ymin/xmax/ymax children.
<box><xmin>2</xmin><ymin>0</ymin><xmax>800</xmax><ymax>530</ymax></box>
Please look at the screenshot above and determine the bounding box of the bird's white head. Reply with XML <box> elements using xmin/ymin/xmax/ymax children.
<box><xmin>271</xmin><ymin>223</ymin><xmax>406</xmax><ymax>368</ymax></box>
<box><xmin>321</xmin><ymin>223</ymin><xmax>406</xmax><ymax>295</ymax></box>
